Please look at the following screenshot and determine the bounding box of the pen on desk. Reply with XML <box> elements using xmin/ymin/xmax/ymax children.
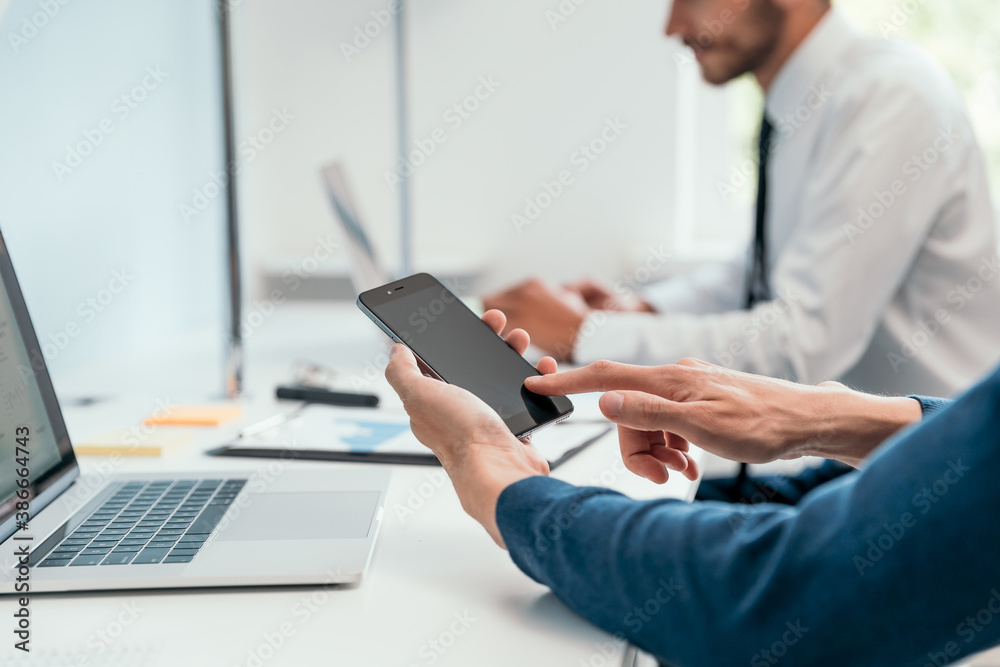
<box><xmin>275</xmin><ymin>385</ymin><xmax>380</xmax><ymax>408</ymax></box>
<box><xmin>238</xmin><ymin>412</ymin><xmax>294</xmax><ymax>439</ymax></box>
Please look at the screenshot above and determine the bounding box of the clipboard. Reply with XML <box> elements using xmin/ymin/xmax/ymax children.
<box><xmin>207</xmin><ymin>404</ymin><xmax>611</xmax><ymax>470</ymax></box>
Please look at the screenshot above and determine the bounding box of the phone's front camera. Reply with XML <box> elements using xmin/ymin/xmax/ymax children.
<box><xmin>387</xmin><ymin>290</ymin><xmax>392</xmax><ymax>294</ymax></box>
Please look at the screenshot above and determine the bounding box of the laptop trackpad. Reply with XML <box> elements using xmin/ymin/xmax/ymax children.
<box><xmin>217</xmin><ymin>491</ymin><xmax>379</xmax><ymax>541</ymax></box>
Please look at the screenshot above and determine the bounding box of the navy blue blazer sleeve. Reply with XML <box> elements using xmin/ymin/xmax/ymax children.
<box><xmin>909</xmin><ymin>394</ymin><xmax>954</xmax><ymax>416</ymax></box>
<box><xmin>496</xmin><ymin>369</ymin><xmax>1000</xmax><ymax>666</ymax></box>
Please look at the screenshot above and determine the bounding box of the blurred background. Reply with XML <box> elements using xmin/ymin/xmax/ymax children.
<box><xmin>0</xmin><ymin>0</ymin><xmax>228</xmax><ymax>394</ymax></box>
<box><xmin>237</xmin><ymin>0</ymin><xmax>732</xmax><ymax>296</ymax></box>
<box><xmin>0</xmin><ymin>0</ymin><xmax>997</xmax><ymax>396</ymax></box>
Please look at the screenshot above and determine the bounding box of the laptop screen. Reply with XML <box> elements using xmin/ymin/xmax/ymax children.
<box><xmin>0</xmin><ymin>231</ymin><xmax>78</xmax><ymax>541</ymax></box>
<box><xmin>320</xmin><ymin>163</ymin><xmax>389</xmax><ymax>293</ymax></box>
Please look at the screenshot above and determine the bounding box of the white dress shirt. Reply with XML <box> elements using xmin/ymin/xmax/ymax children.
<box><xmin>574</xmin><ymin>8</ymin><xmax>1000</xmax><ymax>398</ymax></box>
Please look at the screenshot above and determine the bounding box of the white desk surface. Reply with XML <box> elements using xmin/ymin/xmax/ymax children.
<box><xmin>2</xmin><ymin>302</ymin><xmax>699</xmax><ymax>667</ymax></box>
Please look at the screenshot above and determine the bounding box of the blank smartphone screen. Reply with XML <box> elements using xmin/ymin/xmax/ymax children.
<box><xmin>360</xmin><ymin>275</ymin><xmax>573</xmax><ymax>436</ymax></box>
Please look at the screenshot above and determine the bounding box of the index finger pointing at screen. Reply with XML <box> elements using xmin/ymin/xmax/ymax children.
<box><xmin>524</xmin><ymin>360</ymin><xmax>689</xmax><ymax>398</ymax></box>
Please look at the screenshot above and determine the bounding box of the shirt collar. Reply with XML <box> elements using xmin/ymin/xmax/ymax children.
<box><xmin>764</xmin><ymin>7</ymin><xmax>860</xmax><ymax>123</ymax></box>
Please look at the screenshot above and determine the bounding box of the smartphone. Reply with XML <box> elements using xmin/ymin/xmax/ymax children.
<box><xmin>357</xmin><ymin>273</ymin><xmax>574</xmax><ymax>438</ymax></box>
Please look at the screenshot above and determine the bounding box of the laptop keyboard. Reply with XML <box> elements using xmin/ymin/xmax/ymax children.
<box><xmin>36</xmin><ymin>478</ymin><xmax>247</xmax><ymax>568</ymax></box>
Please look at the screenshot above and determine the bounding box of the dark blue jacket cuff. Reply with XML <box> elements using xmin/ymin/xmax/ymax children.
<box><xmin>907</xmin><ymin>395</ymin><xmax>953</xmax><ymax>417</ymax></box>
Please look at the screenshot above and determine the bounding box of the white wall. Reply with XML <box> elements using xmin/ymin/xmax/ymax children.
<box><xmin>235</xmin><ymin>0</ymin><xmax>744</xmax><ymax>298</ymax></box>
<box><xmin>0</xmin><ymin>0</ymin><xmax>228</xmax><ymax>391</ymax></box>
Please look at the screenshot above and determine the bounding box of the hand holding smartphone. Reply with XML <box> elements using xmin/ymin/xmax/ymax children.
<box><xmin>357</xmin><ymin>273</ymin><xmax>574</xmax><ymax>438</ymax></box>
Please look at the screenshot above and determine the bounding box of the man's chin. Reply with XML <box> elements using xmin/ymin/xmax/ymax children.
<box><xmin>696</xmin><ymin>59</ymin><xmax>736</xmax><ymax>86</ymax></box>
<box><xmin>689</xmin><ymin>49</ymin><xmax>740</xmax><ymax>85</ymax></box>
<box><xmin>700</xmin><ymin>71</ymin><xmax>731</xmax><ymax>86</ymax></box>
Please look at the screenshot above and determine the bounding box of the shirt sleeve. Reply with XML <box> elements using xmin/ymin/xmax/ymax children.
<box><xmin>496</xmin><ymin>367</ymin><xmax>1000</xmax><ymax>666</ymax></box>
<box><xmin>574</xmin><ymin>78</ymin><xmax>973</xmax><ymax>385</ymax></box>
<box><xmin>908</xmin><ymin>395</ymin><xmax>954</xmax><ymax>417</ymax></box>
<box><xmin>639</xmin><ymin>254</ymin><xmax>749</xmax><ymax>316</ymax></box>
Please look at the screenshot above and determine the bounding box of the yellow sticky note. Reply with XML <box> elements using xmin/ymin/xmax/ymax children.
<box><xmin>76</xmin><ymin>429</ymin><xmax>192</xmax><ymax>457</ymax></box>
<box><xmin>143</xmin><ymin>405</ymin><xmax>243</xmax><ymax>427</ymax></box>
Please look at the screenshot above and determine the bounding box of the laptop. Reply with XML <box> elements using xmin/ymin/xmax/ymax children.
<box><xmin>0</xmin><ymin>229</ymin><xmax>390</xmax><ymax>594</ymax></box>
<box><xmin>319</xmin><ymin>162</ymin><xmax>392</xmax><ymax>293</ymax></box>
<box><xmin>319</xmin><ymin>162</ymin><xmax>486</xmax><ymax>312</ymax></box>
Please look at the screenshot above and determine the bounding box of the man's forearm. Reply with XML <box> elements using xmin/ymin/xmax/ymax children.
<box><xmin>794</xmin><ymin>387</ymin><xmax>923</xmax><ymax>467</ymax></box>
<box><xmin>495</xmin><ymin>368</ymin><xmax>1000</xmax><ymax>666</ymax></box>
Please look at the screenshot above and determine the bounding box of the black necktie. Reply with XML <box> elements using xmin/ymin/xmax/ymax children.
<box><xmin>745</xmin><ymin>115</ymin><xmax>774</xmax><ymax>309</ymax></box>
<box><xmin>736</xmin><ymin>114</ymin><xmax>774</xmax><ymax>489</ymax></box>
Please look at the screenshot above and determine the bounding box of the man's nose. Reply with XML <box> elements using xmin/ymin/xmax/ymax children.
<box><xmin>664</xmin><ymin>2</ymin><xmax>686</xmax><ymax>39</ymax></box>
